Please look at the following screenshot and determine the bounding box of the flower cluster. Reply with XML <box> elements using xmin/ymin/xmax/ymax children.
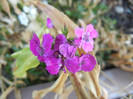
<box><xmin>74</xmin><ymin>24</ymin><xmax>98</xmax><ymax>53</ymax></box>
<box><xmin>30</xmin><ymin>18</ymin><xmax>98</xmax><ymax>75</ymax></box>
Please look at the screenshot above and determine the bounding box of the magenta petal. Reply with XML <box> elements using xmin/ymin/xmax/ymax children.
<box><xmin>42</xmin><ymin>33</ymin><xmax>54</xmax><ymax>52</ymax></box>
<box><xmin>75</xmin><ymin>27</ymin><xmax>84</xmax><ymax>38</ymax></box>
<box><xmin>80</xmin><ymin>54</ymin><xmax>96</xmax><ymax>72</ymax></box>
<box><xmin>59</xmin><ymin>44</ymin><xmax>77</xmax><ymax>58</ymax></box>
<box><xmin>54</xmin><ymin>34</ymin><xmax>67</xmax><ymax>51</ymax></box>
<box><xmin>45</xmin><ymin>57</ymin><xmax>62</xmax><ymax>75</ymax></box>
<box><xmin>30</xmin><ymin>33</ymin><xmax>40</xmax><ymax>56</ymax></box>
<box><xmin>82</xmin><ymin>39</ymin><xmax>94</xmax><ymax>53</ymax></box>
<box><xmin>86</xmin><ymin>24</ymin><xmax>98</xmax><ymax>38</ymax></box>
<box><xmin>65</xmin><ymin>57</ymin><xmax>80</xmax><ymax>73</ymax></box>
<box><xmin>37</xmin><ymin>55</ymin><xmax>45</xmax><ymax>62</ymax></box>
<box><xmin>32</xmin><ymin>33</ymin><xmax>40</xmax><ymax>45</ymax></box>
<box><xmin>90</xmin><ymin>29</ymin><xmax>98</xmax><ymax>38</ymax></box>
<box><xmin>47</xmin><ymin>18</ymin><xmax>54</xmax><ymax>28</ymax></box>
<box><xmin>73</xmin><ymin>38</ymin><xmax>81</xmax><ymax>47</ymax></box>
<box><xmin>86</xmin><ymin>24</ymin><xmax>94</xmax><ymax>33</ymax></box>
<box><xmin>82</xmin><ymin>43</ymin><xmax>94</xmax><ymax>53</ymax></box>
<box><xmin>67</xmin><ymin>45</ymin><xmax>77</xmax><ymax>57</ymax></box>
<box><xmin>59</xmin><ymin>44</ymin><xmax>69</xmax><ymax>57</ymax></box>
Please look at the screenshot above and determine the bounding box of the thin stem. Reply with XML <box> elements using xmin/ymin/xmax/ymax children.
<box><xmin>67</xmin><ymin>70</ymin><xmax>89</xmax><ymax>99</ymax></box>
<box><xmin>0</xmin><ymin>65</ymin><xmax>5</xmax><ymax>93</ymax></box>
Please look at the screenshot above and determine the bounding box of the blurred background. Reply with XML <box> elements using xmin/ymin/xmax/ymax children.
<box><xmin>0</xmin><ymin>0</ymin><xmax>133</xmax><ymax>99</ymax></box>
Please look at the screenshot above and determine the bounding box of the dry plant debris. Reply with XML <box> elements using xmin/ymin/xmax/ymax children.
<box><xmin>0</xmin><ymin>0</ymin><xmax>133</xmax><ymax>99</ymax></box>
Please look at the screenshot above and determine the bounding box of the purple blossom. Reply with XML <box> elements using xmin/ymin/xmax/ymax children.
<box><xmin>54</xmin><ymin>34</ymin><xmax>67</xmax><ymax>51</ymax></box>
<box><xmin>30</xmin><ymin>33</ymin><xmax>53</xmax><ymax>62</ymax></box>
<box><xmin>59</xmin><ymin>43</ymin><xmax>80</xmax><ymax>73</ymax></box>
<box><xmin>46</xmin><ymin>18</ymin><xmax>54</xmax><ymax>28</ymax></box>
<box><xmin>74</xmin><ymin>24</ymin><xmax>98</xmax><ymax>53</ymax></box>
<box><xmin>79</xmin><ymin>54</ymin><xmax>96</xmax><ymax>72</ymax></box>
<box><xmin>30</xmin><ymin>33</ymin><xmax>97</xmax><ymax>75</ymax></box>
<box><xmin>45</xmin><ymin>42</ymin><xmax>79</xmax><ymax>74</ymax></box>
<box><xmin>44</xmin><ymin>34</ymin><xmax>67</xmax><ymax>75</ymax></box>
<box><xmin>59</xmin><ymin>44</ymin><xmax>96</xmax><ymax>73</ymax></box>
<box><xmin>45</xmin><ymin>56</ymin><xmax>62</xmax><ymax>75</ymax></box>
<box><xmin>59</xmin><ymin>44</ymin><xmax>77</xmax><ymax>58</ymax></box>
<box><xmin>64</xmin><ymin>56</ymin><xmax>80</xmax><ymax>73</ymax></box>
<box><xmin>44</xmin><ymin>50</ymin><xmax>62</xmax><ymax>75</ymax></box>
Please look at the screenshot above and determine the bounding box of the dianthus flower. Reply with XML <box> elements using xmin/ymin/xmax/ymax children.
<box><xmin>30</xmin><ymin>24</ymin><xmax>97</xmax><ymax>75</ymax></box>
<box><xmin>60</xmin><ymin>43</ymin><xmax>96</xmax><ymax>73</ymax></box>
<box><xmin>44</xmin><ymin>34</ymin><xmax>84</xmax><ymax>75</ymax></box>
<box><xmin>30</xmin><ymin>33</ymin><xmax>53</xmax><ymax>62</ymax></box>
<box><xmin>46</xmin><ymin>18</ymin><xmax>54</xmax><ymax>28</ymax></box>
<box><xmin>74</xmin><ymin>24</ymin><xmax>98</xmax><ymax>53</ymax></box>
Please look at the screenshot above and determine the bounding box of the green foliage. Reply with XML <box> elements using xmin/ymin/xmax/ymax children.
<box><xmin>91</xmin><ymin>19</ymin><xmax>98</xmax><ymax>25</ymax></box>
<box><xmin>62</xmin><ymin>26</ymin><xmax>69</xmax><ymax>37</ymax></box>
<box><xmin>12</xmin><ymin>48</ymin><xmax>40</xmax><ymax>78</ymax></box>
<box><xmin>36</xmin><ymin>15</ymin><xmax>45</xmax><ymax>27</ymax></box>
<box><xmin>92</xmin><ymin>3</ymin><xmax>108</xmax><ymax>14</ymax></box>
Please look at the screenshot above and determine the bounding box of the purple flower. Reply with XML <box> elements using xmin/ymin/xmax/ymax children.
<box><xmin>45</xmin><ymin>42</ymin><xmax>79</xmax><ymax>74</ymax></box>
<box><xmin>64</xmin><ymin>56</ymin><xmax>80</xmax><ymax>73</ymax></box>
<box><xmin>44</xmin><ymin>34</ymin><xmax>67</xmax><ymax>75</ymax></box>
<box><xmin>30</xmin><ymin>33</ymin><xmax>97</xmax><ymax>75</ymax></box>
<box><xmin>79</xmin><ymin>54</ymin><xmax>96</xmax><ymax>72</ymax></box>
<box><xmin>59</xmin><ymin>44</ymin><xmax>77</xmax><ymax>58</ymax></box>
<box><xmin>74</xmin><ymin>24</ymin><xmax>98</xmax><ymax>53</ymax></box>
<box><xmin>54</xmin><ymin>34</ymin><xmax>67</xmax><ymax>51</ymax></box>
<box><xmin>46</xmin><ymin>18</ymin><xmax>54</xmax><ymax>28</ymax></box>
<box><xmin>59</xmin><ymin>43</ymin><xmax>80</xmax><ymax>73</ymax></box>
<box><xmin>59</xmin><ymin>44</ymin><xmax>96</xmax><ymax>73</ymax></box>
<box><xmin>45</xmin><ymin>56</ymin><xmax>62</xmax><ymax>75</ymax></box>
<box><xmin>30</xmin><ymin>33</ymin><xmax>53</xmax><ymax>62</ymax></box>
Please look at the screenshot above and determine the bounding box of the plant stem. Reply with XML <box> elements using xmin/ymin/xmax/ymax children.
<box><xmin>68</xmin><ymin>71</ymin><xmax>89</xmax><ymax>99</ymax></box>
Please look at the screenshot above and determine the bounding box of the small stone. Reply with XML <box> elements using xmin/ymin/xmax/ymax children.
<box><xmin>18</xmin><ymin>12</ymin><xmax>29</xmax><ymax>26</ymax></box>
<box><xmin>23</xmin><ymin>6</ymin><xmax>30</xmax><ymax>13</ymax></box>
<box><xmin>115</xmin><ymin>6</ymin><xmax>124</xmax><ymax>14</ymax></box>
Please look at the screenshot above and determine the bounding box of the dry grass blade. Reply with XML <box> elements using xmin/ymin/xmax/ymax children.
<box><xmin>2</xmin><ymin>76</ymin><xmax>13</xmax><ymax>85</ymax></box>
<box><xmin>33</xmin><ymin>1</ymin><xmax>77</xmax><ymax>38</ymax></box>
<box><xmin>59</xmin><ymin>85</ymin><xmax>74</xmax><ymax>99</ymax></box>
<box><xmin>32</xmin><ymin>72</ymin><xmax>68</xmax><ymax>99</ymax></box>
<box><xmin>110</xmin><ymin>81</ymin><xmax>133</xmax><ymax>94</ymax></box>
<box><xmin>100</xmin><ymin>87</ymin><xmax>108</xmax><ymax>99</ymax></box>
<box><xmin>78</xmin><ymin>48</ymin><xmax>102</xmax><ymax>98</ymax></box>
<box><xmin>0</xmin><ymin>0</ymin><xmax>12</xmax><ymax>19</ymax></box>
<box><xmin>0</xmin><ymin>86</ymin><xmax>15</xmax><ymax>99</ymax></box>
<box><xmin>15</xmin><ymin>88</ymin><xmax>21</xmax><ymax>99</ymax></box>
<box><xmin>67</xmin><ymin>71</ymin><xmax>89</xmax><ymax>99</ymax></box>
<box><xmin>100</xmin><ymin>80</ymin><xmax>129</xmax><ymax>99</ymax></box>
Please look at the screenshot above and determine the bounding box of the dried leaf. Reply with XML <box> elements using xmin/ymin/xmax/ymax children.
<box><xmin>100</xmin><ymin>87</ymin><xmax>108</xmax><ymax>99</ymax></box>
<box><xmin>78</xmin><ymin>48</ymin><xmax>102</xmax><ymax>98</ymax></box>
<box><xmin>8</xmin><ymin>0</ymin><xmax>21</xmax><ymax>14</ymax></box>
<box><xmin>0</xmin><ymin>86</ymin><xmax>15</xmax><ymax>99</ymax></box>
<box><xmin>67</xmin><ymin>70</ymin><xmax>89</xmax><ymax>99</ymax></box>
<box><xmin>15</xmin><ymin>88</ymin><xmax>21</xmax><ymax>99</ymax></box>
<box><xmin>32</xmin><ymin>72</ymin><xmax>68</xmax><ymax>99</ymax></box>
<box><xmin>59</xmin><ymin>85</ymin><xmax>74</xmax><ymax>99</ymax></box>
<box><xmin>1</xmin><ymin>0</ymin><xmax>12</xmax><ymax>18</ymax></box>
<box><xmin>33</xmin><ymin>1</ymin><xmax>77</xmax><ymax>38</ymax></box>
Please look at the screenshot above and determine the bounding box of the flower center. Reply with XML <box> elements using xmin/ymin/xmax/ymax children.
<box><xmin>82</xmin><ymin>33</ymin><xmax>90</xmax><ymax>43</ymax></box>
<box><xmin>80</xmin><ymin>60</ymin><xmax>85</xmax><ymax>66</ymax></box>
<box><xmin>53</xmin><ymin>51</ymin><xmax>61</xmax><ymax>58</ymax></box>
<box><xmin>36</xmin><ymin>47</ymin><xmax>44</xmax><ymax>56</ymax></box>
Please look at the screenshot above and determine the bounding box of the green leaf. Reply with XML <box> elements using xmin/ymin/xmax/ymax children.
<box><xmin>99</xmin><ymin>3</ymin><xmax>108</xmax><ymax>11</ymax></box>
<box><xmin>62</xmin><ymin>26</ymin><xmax>69</xmax><ymax>37</ymax></box>
<box><xmin>12</xmin><ymin>48</ymin><xmax>40</xmax><ymax>78</ymax></box>
<box><xmin>11</xmin><ymin>47</ymin><xmax>30</xmax><ymax>58</ymax></box>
